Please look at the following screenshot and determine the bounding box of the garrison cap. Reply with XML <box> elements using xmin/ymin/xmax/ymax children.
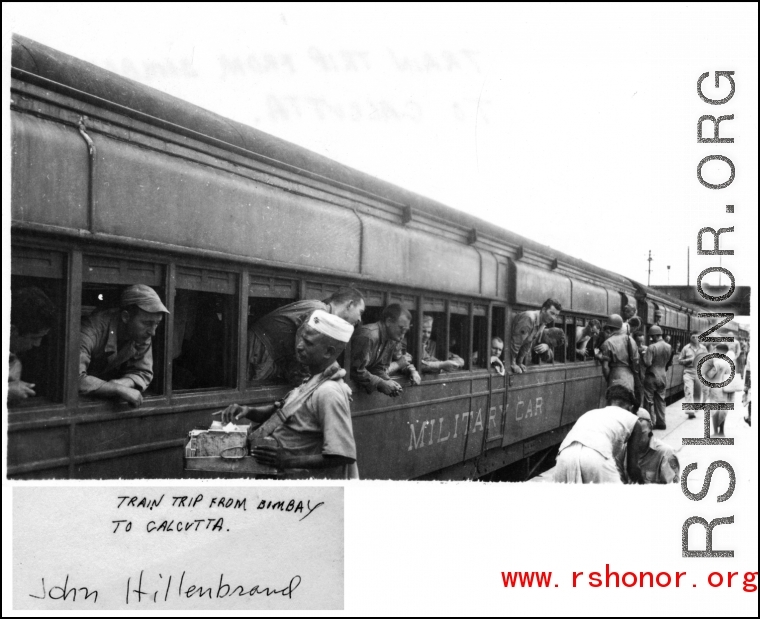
<box><xmin>308</xmin><ymin>309</ymin><xmax>353</xmax><ymax>342</ymax></box>
<box><xmin>121</xmin><ymin>284</ymin><xmax>169</xmax><ymax>314</ymax></box>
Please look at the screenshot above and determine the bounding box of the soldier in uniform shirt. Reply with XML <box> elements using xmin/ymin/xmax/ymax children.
<box><xmin>509</xmin><ymin>298</ymin><xmax>562</xmax><ymax>374</ymax></box>
<box><xmin>599</xmin><ymin>314</ymin><xmax>639</xmax><ymax>393</ymax></box>
<box><xmin>642</xmin><ymin>325</ymin><xmax>672</xmax><ymax>429</ymax></box>
<box><xmin>79</xmin><ymin>284</ymin><xmax>169</xmax><ymax>407</ymax></box>
<box><xmin>635</xmin><ymin>409</ymin><xmax>680</xmax><ymax>484</ymax></box>
<box><xmin>350</xmin><ymin>304</ymin><xmax>418</xmax><ymax>397</ymax></box>
<box><xmin>248</xmin><ymin>287</ymin><xmax>365</xmax><ymax>385</ymax></box>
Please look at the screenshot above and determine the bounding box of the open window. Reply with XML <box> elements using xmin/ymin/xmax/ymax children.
<box><xmin>472</xmin><ymin>304</ymin><xmax>489</xmax><ymax>369</ymax></box>
<box><xmin>80</xmin><ymin>254</ymin><xmax>168</xmax><ymax>398</ymax></box>
<box><xmin>9</xmin><ymin>246</ymin><xmax>67</xmax><ymax>407</ymax></box>
<box><xmin>353</xmin><ymin>287</ymin><xmax>385</xmax><ymax>327</ymax></box>
<box><xmin>420</xmin><ymin>298</ymin><xmax>446</xmax><ymax>374</ymax></box>
<box><xmin>246</xmin><ymin>274</ymin><xmax>299</xmax><ymax>385</ymax></box>
<box><xmin>449</xmin><ymin>301</ymin><xmax>470</xmax><ymax>370</ymax></box>
<box><xmin>172</xmin><ymin>266</ymin><xmax>237</xmax><ymax>391</ymax></box>
<box><xmin>490</xmin><ymin>306</ymin><xmax>506</xmax><ymax>370</ymax></box>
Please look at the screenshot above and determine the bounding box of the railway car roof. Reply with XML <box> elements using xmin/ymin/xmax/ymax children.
<box><xmin>629</xmin><ymin>280</ymin><xmax>708</xmax><ymax>315</ymax></box>
<box><xmin>13</xmin><ymin>34</ymin><xmax>647</xmax><ymax>295</ymax></box>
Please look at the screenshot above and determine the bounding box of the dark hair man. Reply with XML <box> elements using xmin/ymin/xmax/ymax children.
<box><xmin>575</xmin><ymin>319</ymin><xmax>601</xmax><ymax>360</ymax></box>
<box><xmin>351</xmin><ymin>303</ymin><xmax>414</xmax><ymax>397</ymax></box>
<box><xmin>222</xmin><ymin>310</ymin><xmax>358</xmax><ymax>479</ymax></box>
<box><xmin>8</xmin><ymin>287</ymin><xmax>56</xmax><ymax>404</ymax></box>
<box><xmin>248</xmin><ymin>287</ymin><xmax>365</xmax><ymax>385</ymax></box>
<box><xmin>510</xmin><ymin>298</ymin><xmax>562</xmax><ymax>374</ymax></box>
<box><xmin>553</xmin><ymin>385</ymin><xmax>644</xmax><ymax>484</ymax></box>
<box><xmin>79</xmin><ymin>284</ymin><xmax>169</xmax><ymax>407</ymax></box>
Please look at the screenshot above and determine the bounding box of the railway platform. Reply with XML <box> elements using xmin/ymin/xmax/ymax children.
<box><xmin>530</xmin><ymin>394</ymin><xmax>754</xmax><ymax>482</ymax></box>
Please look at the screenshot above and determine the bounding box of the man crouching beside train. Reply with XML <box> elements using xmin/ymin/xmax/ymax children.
<box><xmin>222</xmin><ymin>310</ymin><xmax>358</xmax><ymax>479</ymax></box>
<box><xmin>553</xmin><ymin>385</ymin><xmax>645</xmax><ymax>484</ymax></box>
<box><xmin>79</xmin><ymin>284</ymin><xmax>169</xmax><ymax>407</ymax></box>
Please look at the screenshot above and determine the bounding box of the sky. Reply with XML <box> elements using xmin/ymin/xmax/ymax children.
<box><xmin>3</xmin><ymin>3</ymin><xmax>757</xmax><ymax>307</ymax></box>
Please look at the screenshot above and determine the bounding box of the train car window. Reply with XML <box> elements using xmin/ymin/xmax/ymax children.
<box><xmin>80</xmin><ymin>255</ymin><xmax>168</xmax><ymax>397</ymax></box>
<box><xmin>449</xmin><ymin>304</ymin><xmax>470</xmax><ymax>370</ymax></box>
<box><xmin>472</xmin><ymin>305</ymin><xmax>488</xmax><ymax>369</ymax></box>
<box><xmin>173</xmin><ymin>266</ymin><xmax>237</xmax><ymax>391</ymax></box>
<box><xmin>490</xmin><ymin>306</ymin><xmax>506</xmax><ymax>370</ymax></box>
<box><xmin>9</xmin><ymin>247</ymin><xmax>67</xmax><ymax>407</ymax></box>
<box><xmin>421</xmin><ymin>298</ymin><xmax>447</xmax><ymax>372</ymax></box>
<box><xmin>357</xmin><ymin>287</ymin><xmax>385</xmax><ymax>325</ymax></box>
<box><xmin>246</xmin><ymin>274</ymin><xmax>299</xmax><ymax>385</ymax></box>
<box><xmin>573</xmin><ymin>317</ymin><xmax>602</xmax><ymax>363</ymax></box>
<box><xmin>421</xmin><ymin>306</ymin><xmax>447</xmax><ymax>373</ymax></box>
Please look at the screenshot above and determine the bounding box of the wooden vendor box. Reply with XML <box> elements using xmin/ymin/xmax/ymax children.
<box><xmin>184</xmin><ymin>423</ymin><xmax>281</xmax><ymax>477</ymax></box>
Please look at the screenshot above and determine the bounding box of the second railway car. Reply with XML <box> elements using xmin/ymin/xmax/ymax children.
<box><xmin>8</xmin><ymin>36</ymin><xmax>696</xmax><ymax>480</ymax></box>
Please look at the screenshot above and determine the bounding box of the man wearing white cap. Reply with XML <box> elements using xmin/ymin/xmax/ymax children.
<box><xmin>222</xmin><ymin>310</ymin><xmax>358</xmax><ymax>479</ymax></box>
<box><xmin>248</xmin><ymin>287</ymin><xmax>365</xmax><ymax>386</ymax></box>
<box><xmin>79</xmin><ymin>284</ymin><xmax>169</xmax><ymax>407</ymax></box>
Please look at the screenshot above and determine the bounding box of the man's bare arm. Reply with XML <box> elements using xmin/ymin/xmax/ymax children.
<box><xmin>252</xmin><ymin>447</ymin><xmax>354</xmax><ymax>470</ymax></box>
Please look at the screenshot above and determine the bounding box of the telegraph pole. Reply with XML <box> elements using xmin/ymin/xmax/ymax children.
<box><xmin>647</xmin><ymin>250</ymin><xmax>653</xmax><ymax>286</ymax></box>
<box><xmin>687</xmin><ymin>246</ymin><xmax>690</xmax><ymax>285</ymax></box>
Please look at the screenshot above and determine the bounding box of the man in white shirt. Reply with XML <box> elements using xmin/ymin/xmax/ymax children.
<box><xmin>678</xmin><ymin>331</ymin><xmax>708</xmax><ymax>418</ymax></box>
<box><xmin>553</xmin><ymin>385</ymin><xmax>644</xmax><ymax>484</ymax></box>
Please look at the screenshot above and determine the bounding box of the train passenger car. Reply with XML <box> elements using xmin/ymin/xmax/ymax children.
<box><xmin>8</xmin><ymin>36</ymin><xmax>689</xmax><ymax>480</ymax></box>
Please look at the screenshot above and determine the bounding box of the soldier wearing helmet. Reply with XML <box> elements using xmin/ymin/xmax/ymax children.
<box><xmin>599</xmin><ymin>314</ymin><xmax>640</xmax><ymax>396</ymax></box>
<box><xmin>642</xmin><ymin>325</ymin><xmax>672</xmax><ymax>429</ymax></box>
